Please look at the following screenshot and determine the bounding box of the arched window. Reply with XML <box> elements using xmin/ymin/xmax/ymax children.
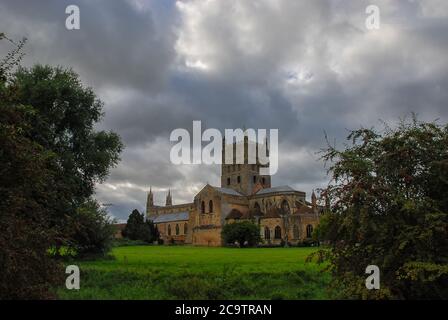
<box><xmin>175</xmin><ymin>224</ymin><xmax>179</xmax><ymax>235</ymax></box>
<box><xmin>201</xmin><ymin>201</ymin><xmax>205</xmax><ymax>214</ymax></box>
<box><xmin>254</xmin><ymin>202</ymin><xmax>261</xmax><ymax>212</ymax></box>
<box><xmin>209</xmin><ymin>200</ymin><xmax>213</xmax><ymax>213</ymax></box>
<box><xmin>253</xmin><ymin>176</ymin><xmax>257</xmax><ymax>183</ymax></box>
<box><xmin>237</xmin><ymin>176</ymin><xmax>241</xmax><ymax>183</ymax></box>
<box><xmin>281</xmin><ymin>200</ymin><xmax>290</xmax><ymax>214</ymax></box>
<box><xmin>184</xmin><ymin>223</ymin><xmax>188</xmax><ymax>235</ymax></box>
<box><xmin>227</xmin><ymin>177</ymin><xmax>230</xmax><ymax>185</ymax></box>
<box><xmin>167</xmin><ymin>224</ymin><xmax>171</xmax><ymax>236</ymax></box>
<box><xmin>274</xmin><ymin>226</ymin><xmax>282</xmax><ymax>239</ymax></box>
<box><xmin>293</xmin><ymin>224</ymin><xmax>300</xmax><ymax>239</ymax></box>
<box><xmin>306</xmin><ymin>224</ymin><xmax>313</xmax><ymax>238</ymax></box>
<box><xmin>264</xmin><ymin>226</ymin><xmax>270</xmax><ymax>240</ymax></box>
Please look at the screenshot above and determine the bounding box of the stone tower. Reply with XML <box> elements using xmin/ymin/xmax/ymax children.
<box><xmin>221</xmin><ymin>135</ymin><xmax>271</xmax><ymax>195</ymax></box>
<box><xmin>165</xmin><ymin>189</ymin><xmax>172</xmax><ymax>206</ymax></box>
<box><xmin>146</xmin><ymin>187</ymin><xmax>154</xmax><ymax>213</ymax></box>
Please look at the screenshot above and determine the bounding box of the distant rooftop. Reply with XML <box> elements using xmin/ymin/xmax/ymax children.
<box><xmin>152</xmin><ymin>211</ymin><xmax>189</xmax><ymax>224</ymax></box>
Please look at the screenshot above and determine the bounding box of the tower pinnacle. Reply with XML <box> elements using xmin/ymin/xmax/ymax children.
<box><xmin>146</xmin><ymin>187</ymin><xmax>154</xmax><ymax>214</ymax></box>
<box><xmin>165</xmin><ymin>189</ymin><xmax>172</xmax><ymax>206</ymax></box>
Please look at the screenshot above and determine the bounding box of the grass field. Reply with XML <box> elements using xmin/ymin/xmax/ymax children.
<box><xmin>57</xmin><ymin>245</ymin><xmax>331</xmax><ymax>300</ymax></box>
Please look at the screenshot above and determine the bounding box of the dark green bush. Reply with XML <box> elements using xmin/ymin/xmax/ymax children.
<box><xmin>317</xmin><ymin>118</ymin><xmax>448</xmax><ymax>299</ymax></box>
<box><xmin>68</xmin><ymin>199</ymin><xmax>116</xmax><ymax>257</ymax></box>
<box><xmin>221</xmin><ymin>221</ymin><xmax>261</xmax><ymax>247</ymax></box>
<box><xmin>122</xmin><ymin>209</ymin><xmax>158</xmax><ymax>243</ymax></box>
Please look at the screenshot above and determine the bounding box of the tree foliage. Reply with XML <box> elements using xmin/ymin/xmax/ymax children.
<box><xmin>0</xmin><ymin>102</ymin><xmax>64</xmax><ymax>299</ymax></box>
<box><xmin>68</xmin><ymin>199</ymin><xmax>116</xmax><ymax>257</ymax></box>
<box><xmin>221</xmin><ymin>221</ymin><xmax>261</xmax><ymax>247</ymax></box>
<box><xmin>123</xmin><ymin>209</ymin><xmax>158</xmax><ymax>243</ymax></box>
<box><xmin>6</xmin><ymin>64</ymin><xmax>123</xmax><ymax>245</ymax></box>
<box><xmin>12</xmin><ymin>64</ymin><xmax>123</xmax><ymax>209</ymax></box>
<box><xmin>316</xmin><ymin>117</ymin><xmax>448</xmax><ymax>299</ymax></box>
<box><xmin>0</xmin><ymin>39</ymin><xmax>62</xmax><ymax>297</ymax></box>
<box><xmin>0</xmin><ymin>33</ymin><xmax>26</xmax><ymax>81</ymax></box>
<box><xmin>0</xmin><ymin>34</ymin><xmax>123</xmax><ymax>298</ymax></box>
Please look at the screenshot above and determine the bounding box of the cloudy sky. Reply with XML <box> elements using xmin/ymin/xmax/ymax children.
<box><xmin>1</xmin><ymin>0</ymin><xmax>447</xmax><ymax>221</ymax></box>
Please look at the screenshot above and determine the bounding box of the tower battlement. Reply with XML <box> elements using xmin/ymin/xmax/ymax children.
<box><xmin>220</xmin><ymin>135</ymin><xmax>271</xmax><ymax>195</ymax></box>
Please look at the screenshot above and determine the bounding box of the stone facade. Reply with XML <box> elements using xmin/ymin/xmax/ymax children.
<box><xmin>147</xmin><ymin>137</ymin><xmax>321</xmax><ymax>246</ymax></box>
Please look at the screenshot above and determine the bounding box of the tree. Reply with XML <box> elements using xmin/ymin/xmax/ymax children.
<box><xmin>122</xmin><ymin>209</ymin><xmax>157</xmax><ymax>243</ymax></box>
<box><xmin>0</xmin><ymin>102</ymin><xmax>64</xmax><ymax>299</ymax></box>
<box><xmin>68</xmin><ymin>199</ymin><xmax>116</xmax><ymax>257</ymax></box>
<box><xmin>0</xmin><ymin>34</ymin><xmax>123</xmax><ymax>298</ymax></box>
<box><xmin>10</xmin><ymin>64</ymin><xmax>123</xmax><ymax>224</ymax></box>
<box><xmin>316</xmin><ymin>117</ymin><xmax>448</xmax><ymax>299</ymax></box>
<box><xmin>123</xmin><ymin>209</ymin><xmax>144</xmax><ymax>240</ymax></box>
<box><xmin>0</xmin><ymin>33</ymin><xmax>26</xmax><ymax>82</ymax></box>
<box><xmin>221</xmin><ymin>221</ymin><xmax>261</xmax><ymax>247</ymax></box>
<box><xmin>142</xmin><ymin>219</ymin><xmax>157</xmax><ymax>243</ymax></box>
<box><xmin>0</xmin><ymin>35</ymin><xmax>62</xmax><ymax>298</ymax></box>
<box><xmin>8</xmin><ymin>64</ymin><xmax>123</xmax><ymax>249</ymax></box>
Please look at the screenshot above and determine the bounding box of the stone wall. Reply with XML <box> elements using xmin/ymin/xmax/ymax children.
<box><xmin>259</xmin><ymin>218</ymin><xmax>283</xmax><ymax>245</ymax></box>
<box><xmin>156</xmin><ymin>220</ymin><xmax>189</xmax><ymax>244</ymax></box>
<box><xmin>192</xmin><ymin>227</ymin><xmax>222</xmax><ymax>246</ymax></box>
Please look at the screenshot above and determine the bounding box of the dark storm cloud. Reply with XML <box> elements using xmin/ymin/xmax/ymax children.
<box><xmin>1</xmin><ymin>0</ymin><xmax>447</xmax><ymax>220</ymax></box>
<box><xmin>98</xmin><ymin>89</ymin><xmax>195</xmax><ymax>147</ymax></box>
<box><xmin>168</xmin><ymin>72</ymin><xmax>300</xmax><ymax>133</ymax></box>
<box><xmin>0</xmin><ymin>0</ymin><xmax>175</xmax><ymax>92</ymax></box>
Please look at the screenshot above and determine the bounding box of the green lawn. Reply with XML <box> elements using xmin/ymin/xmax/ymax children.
<box><xmin>57</xmin><ymin>245</ymin><xmax>330</xmax><ymax>300</ymax></box>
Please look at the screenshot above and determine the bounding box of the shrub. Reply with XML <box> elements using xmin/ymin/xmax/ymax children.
<box><xmin>280</xmin><ymin>240</ymin><xmax>293</xmax><ymax>247</ymax></box>
<box><xmin>221</xmin><ymin>221</ymin><xmax>261</xmax><ymax>247</ymax></box>
<box><xmin>297</xmin><ymin>239</ymin><xmax>318</xmax><ymax>247</ymax></box>
<box><xmin>0</xmin><ymin>103</ymin><xmax>63</xmax><ymax>299</ymax></box>
<box><xmin>317</xmin><ymin>117</ymin><xmax>448</xmax><ymax>299</ymax></box>
<box><xmin>68</xmin><ymin>199</ymin><xmax>116</xmax><ymax>257</ymax></box>
<box><xmin>112</xmin><ymin>238</ymin><xmax>149</xmax><ymax>247</ymax></box>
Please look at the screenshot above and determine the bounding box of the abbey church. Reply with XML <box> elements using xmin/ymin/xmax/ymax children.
<box><xmin>146</xmin><ymin>137</ymin><xmax>321</xmax><ymax>246</ymax></box>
